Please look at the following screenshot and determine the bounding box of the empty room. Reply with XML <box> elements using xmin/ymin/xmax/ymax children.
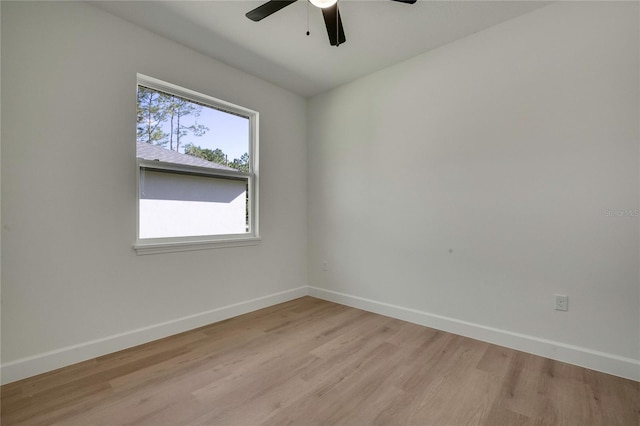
<box><xmin>1</xmin><ymin>0</ymin><xmax>639</xmax><ymax>424</ymax></box>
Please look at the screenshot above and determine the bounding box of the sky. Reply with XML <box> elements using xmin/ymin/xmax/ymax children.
<box><xmin>161</xmin><ymin>102</ymin><xmax>249</xmax><ymax>161</ymax></box>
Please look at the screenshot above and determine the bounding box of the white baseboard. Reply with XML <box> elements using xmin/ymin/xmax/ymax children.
<box><xmin>308</xmin><ymin>286</ymin><xmax>640</xmax><ymax>382</ymax></box>
<box><xmin>3</xmin><ymin>285</ymin><xmax>638</xmax><ymax>385</ymax></box>
<box><xmin>0</xmin><ymin>286</ymin><xmax>308</xmax><ymax>385</ymax></box>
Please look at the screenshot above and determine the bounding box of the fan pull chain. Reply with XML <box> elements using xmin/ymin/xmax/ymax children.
<box><xmin>306</xmin><ymin>1</ymin><xmax>310</xmax><ymax>36</ymax></box>
<box><xmin>336</xmin><ymin>0</ymin><xmax>339</xmax><ymax>47</ymax></box>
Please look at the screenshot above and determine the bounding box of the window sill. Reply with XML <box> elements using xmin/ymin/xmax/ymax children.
<box><xmin>134</xmin><ymin>237</ymin><xmax>261</xmax><ymax>255</ymax></box>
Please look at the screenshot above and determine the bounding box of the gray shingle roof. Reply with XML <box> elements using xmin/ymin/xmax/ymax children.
<box><xmin>136</xmin><ymin>141</ymin><xmax>236</xmax><ymax>171</ymax></box>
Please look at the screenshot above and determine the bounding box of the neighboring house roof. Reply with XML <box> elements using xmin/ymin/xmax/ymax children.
<box><xmin>136</xmin><ymin>141</ymin><xmax>236</xmax><ymax>171</ymax></box>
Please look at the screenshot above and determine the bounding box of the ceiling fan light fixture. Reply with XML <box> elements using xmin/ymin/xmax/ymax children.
<box><xmin>309</xmin><ymin>0</ymin><xmax>337</xmax><ymax>9</ymax></box>
<box><xmin>246</xmin><ymin>0</ymin><xmax>415</xmax><ymax>46</ymax></box>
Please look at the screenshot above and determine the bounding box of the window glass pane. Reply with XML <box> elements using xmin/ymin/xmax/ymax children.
<box><xmin>136</xmin><ymin>86</ymin><xmax>250</xmax><ymax>172</ymax></box>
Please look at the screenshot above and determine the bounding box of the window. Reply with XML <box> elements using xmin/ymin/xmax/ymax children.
<box><xmin>134</xmin><ymin>74</ymin><xmax>259</xmax><ymax>254</ymax></box>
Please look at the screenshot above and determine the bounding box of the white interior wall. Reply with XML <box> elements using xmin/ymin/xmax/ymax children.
<box><xmin>1</xmin><ymin>1</ymin><xmax>308</xmax><ymax>382</ymax></box>
<box><xmin>308</xmin><ymin>1</ymin><xmax>639</xmax><ymax>378</ymax></box>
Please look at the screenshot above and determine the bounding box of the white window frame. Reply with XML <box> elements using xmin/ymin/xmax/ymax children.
<box><xmin>134</xmin><ymin>74</ymin><xmax>259</xmax><ymax>255</ymax></box>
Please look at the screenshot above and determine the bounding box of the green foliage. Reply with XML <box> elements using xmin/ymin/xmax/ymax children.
<box><xmin>183</xmin><ymin>145</ymin><xmax>227</xmax><ymax>165</ymax></box>
<box><xmin>136</xmin><ymin>87</ymin><xmax>169</xmax><ymax>145</ymax></box>
<box><xmin>229</xmin><ymin>152</ymin><xmax>250</xmax><ymax>173</ymax></box>
<box><xmin>136</xmin><ymin>86</ymin><xmax>209</xmax><ymax>150</ymax></box>
<box><xmin>169</xmin><ymin>97</ymin><xmax>209</xmax><ymax>152</ymax></box>
<box><xmin>183</xmin><ymin>144</ymin><xmax>250</xmax><ymax>172</ymax></box>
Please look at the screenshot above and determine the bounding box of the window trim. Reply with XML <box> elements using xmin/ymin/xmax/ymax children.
<box><xmin>134</xmin><ymin>74</ymin><xmax>259</xmax><ymax>255</ymax></box>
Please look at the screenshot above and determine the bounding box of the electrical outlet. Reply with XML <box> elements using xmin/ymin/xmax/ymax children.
<box><xmin>321</xmin><ymin>261</ymin><xmax>328</xmax><ymax>272</ymax></box>
<box><xmin>554</xmin><ymin>294</ymin><xmax>568</xmax><ymax>311</ymax></box>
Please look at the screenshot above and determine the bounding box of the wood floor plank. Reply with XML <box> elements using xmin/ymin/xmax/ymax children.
<box><xmin>260</xmin><ymin>341</ymin><xmax>406</xmax><ymax>426</ymax></box>
<box><xmin>2</xmin><ymin>296</ymin><xmax>638</xmax><ymax>426</ymax></box>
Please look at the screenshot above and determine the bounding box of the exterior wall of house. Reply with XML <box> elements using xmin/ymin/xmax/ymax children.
<box><xmin>139</xmin><ymin>171</ymin><xmax>247</xmax><ymax>238</ymax></box>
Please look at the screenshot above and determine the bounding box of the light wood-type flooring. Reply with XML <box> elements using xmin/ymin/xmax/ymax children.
<box><xmin>1</xmin><ymin>297</ymin><xmax>638</xmax><ymax>425</ymax></box>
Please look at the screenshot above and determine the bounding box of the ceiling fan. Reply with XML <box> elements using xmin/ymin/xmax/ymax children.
<box><xmin>246</xmin><ymin>0</ymin><xmax>417</xmax><ymax>47</ymax></box>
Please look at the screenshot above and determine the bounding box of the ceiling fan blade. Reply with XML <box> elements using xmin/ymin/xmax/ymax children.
<box><xmin>321</xmin><ymin>3</ymin><xmax>346</xmax><ymax>46</ymax></box>
<box><xmin>391</xmin><ymin>0</ymin><xmax>417</xmax><ymax>3</ymax></box>
<box><xmin>246</xmin><ymin>0</ymin><xmax>298</xmax><ymax>22</ymax></box>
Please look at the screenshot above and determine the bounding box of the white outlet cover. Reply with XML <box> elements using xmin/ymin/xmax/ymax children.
<box><xmin>554</xmin><ymin>294</ymin><xmax>568</xmax><ymax>311</ymax></box>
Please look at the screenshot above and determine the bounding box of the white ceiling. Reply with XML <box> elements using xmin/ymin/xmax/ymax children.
<box><xmin>92</xmin><ymin>0</ymin><xmax>551</xmax><ymax>97</ymax></box>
